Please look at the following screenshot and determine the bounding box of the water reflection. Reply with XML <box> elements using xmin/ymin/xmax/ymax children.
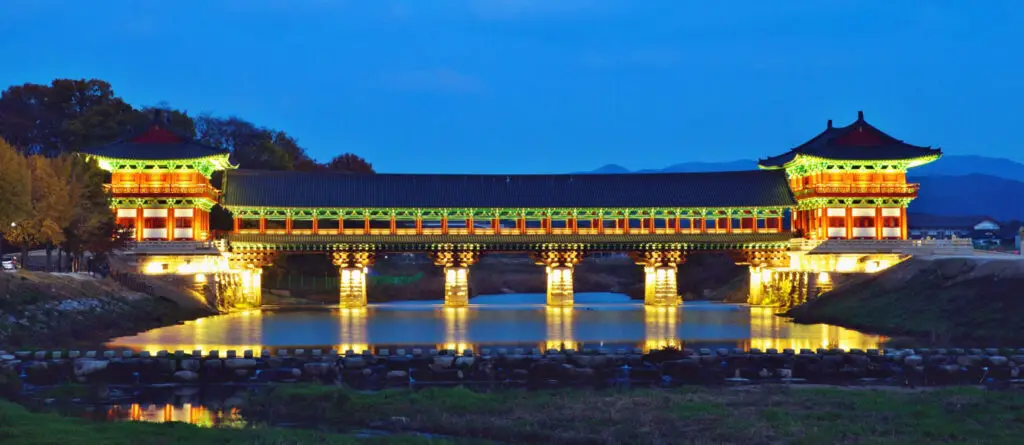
<box><xmin>108</xmin><ymin>294</ymin><xmax>885</xmax><ymax>354</ymax></box>
<box><xmin>442</xmin><ymin>307</ymin><xmax>470</xmax><ymax>353</ymax></box>
<box><xmin>337</xmin><ymin>308</ymin><xmax>368</xmax><ymax>354</ymax></box>
<box><xmin>545</xmin><ymin>307</ymin><xmax>575</xmax><ymax>351</ymax></box>
<box><xmin>644</xmin><ymin>306</ymin><xmax>680</xmax><ymax>351</ymax></box>
<box><xmin>104</xmin><ymin>403</ymin><xmax>243</xmax><ymax>427</ymax></box>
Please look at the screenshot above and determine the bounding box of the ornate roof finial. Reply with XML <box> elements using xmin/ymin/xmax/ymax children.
<box><xmin>857</xmin><ymin>110</ymin><xmax>864</xmax><ymax>120</ymax></box>
<box><xmin>827</xmin><ymin>119</ymin><xmax>833</xmax><ymax>129</ymax></box>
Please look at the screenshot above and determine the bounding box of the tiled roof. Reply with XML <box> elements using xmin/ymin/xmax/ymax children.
<box><xmin>79</xmin><ymin>112</ymin><xmax>229</xmax><ymax>161</ymax></box>
<box><xmin>222</xmin><ymin>169</ymin><xmax>797</xmax><ymax>209</ymax></box>
<box><xmin>759</xmin><ymin>111</ymin><xmax>941</xmax><ymax>168</ymax></box>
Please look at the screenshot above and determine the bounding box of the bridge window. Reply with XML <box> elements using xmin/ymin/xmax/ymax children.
<box><xmin>497</xmin><ymin>219</ymin><xmax>519</xmax><ymax>231</ymax></box>
<box><xmin>882</xmin><ymin>216</ymin><xmax>900</xmax><ymax>228</ymax></box>
<box><xmin>238</xmin><ymin>218</ymin><xmax>260</xmax><ymax>230</ymax></box>
<box><xmin>342</xmin><ymin>218</ymin><xmax>366</xmax><ymax>230</ymax></box>
<box><xmin>264</xmin><ymin>219</ymin><xmax>286</xmax><ymax>231</ymax></box>
<box><xmin>317</xmin><ymin>218</ymin><xmax>340</xmax><ymax>231</ymax></box>
<box><xmin>627</xmin><ymin>218</ymin><xmax>644</xmax><ymax>230</ymax></box>
<box><xmin>174</xmin><ymin>217</ymin><xmax>193</xmax><ymax>229</ymax></box>
<box><xmin>828</xmin><ymin>217</ymin><xmax>846</xmax><ymax>228</ymax></box>
<box><xmin>292</xmin><ymin>219</ymin><xmax>313</xmax><ymax>230</ymax></box>
<box><xmin>853</xmin><ymin>217</ymin><xmax>874</xmax><ymax>228</ymax></box>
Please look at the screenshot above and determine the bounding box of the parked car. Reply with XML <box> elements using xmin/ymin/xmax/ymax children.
<box><xmin>1</xmin><ymin>256</ymin><xmax>18</xmax><ymax>271</ymax></box>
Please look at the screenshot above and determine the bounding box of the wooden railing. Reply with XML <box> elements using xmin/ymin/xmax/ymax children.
<box><xmin>795</xmin><ymin>184</ymin><xmax>919</xmax><ymax>196</ymax></box>
<box><xmin>790</xmin><ymin>238</ymin><xmax>974</xmax><ymax>253</ymax></box>
<box><xmin>127</xmin><ymin>240</ymin><xmax>222</xmax><ymax>252</ymax></box>
<box><xmin>107</xmin><ymin>184</ymin><xmax>219</xmax><ymax>196</ymax></box>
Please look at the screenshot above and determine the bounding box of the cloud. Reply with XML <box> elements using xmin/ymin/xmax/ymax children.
<box><xmin>382</xmin><ymin>68</ymin><xmax>484</xmax><ymax>93</ymax></box>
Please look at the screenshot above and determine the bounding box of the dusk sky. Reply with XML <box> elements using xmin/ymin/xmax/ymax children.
<box><xmin>2</xmin><ymin>1</ymin><xmax>1021</xmax><ymax>173</ymax></box>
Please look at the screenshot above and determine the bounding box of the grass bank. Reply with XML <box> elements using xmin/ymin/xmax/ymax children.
<box><xmin>0</xmin><ymin>399</ymin><xmax>448</xmax><ymax>445</ymax></box>
<box><xmin>786</xmin><ymin>257</ymin><xmax>1024</xmax><ymax>346</ymax></box>
<box><xmin>245</xmin><ymin>384</ymin><xmax>1024</xmax><ymax>444</ymax></box>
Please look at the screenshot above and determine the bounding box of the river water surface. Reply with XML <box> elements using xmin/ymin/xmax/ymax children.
<box><xmin>107</xmin><ymin>293</ymin><xmax>884</xmax><ymax>354</ymax></box>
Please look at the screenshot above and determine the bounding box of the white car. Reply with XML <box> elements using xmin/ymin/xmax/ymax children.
<box><xmin>1</xmin><ymin>257</ymin><xmax>17</xmax><ymax>271</ymax></box>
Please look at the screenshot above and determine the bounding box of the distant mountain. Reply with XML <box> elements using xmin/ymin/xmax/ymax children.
<box><xmin>909</xmin><ymin>174</ymin><xmax>1024</xmax><ymax>221</ymax></box>
<box><xmin>580</xmin><ymin>155</ymin><xmax>1024</xmax><ymax>221</ymax></box>
<box><xmin>912</xmin><ymin>155</ymin><xmax>1024</xmax><ymax>182</ymax></box>
<box><xmin>584</xmin><ymin>155</ymin><xmax>1024</xmax><ymax>181</ymax></box>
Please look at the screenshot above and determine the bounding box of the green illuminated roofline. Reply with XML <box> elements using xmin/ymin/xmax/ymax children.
<box><xmin>85</xmin><ymin>153</ymin><xmax>236</xmax><ymax>178</ymax></box>
<box><xmin>759</xmin><ymin>153</ymin><xmax>942</xmax><ymax>178</ymax></box>
<box><xmin>221</xmin><ymin>206</ymin><xmax>792</xmax><ymax>221</ymax></box>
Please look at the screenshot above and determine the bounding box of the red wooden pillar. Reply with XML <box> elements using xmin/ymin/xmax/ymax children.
<box><xmin>725</xmin><ymin>215</ymin><xmax>733</xmax><ymax>234</ymax></box>
<box><xmin>700</xmin><ymin>217</ymin><xmax>707</xmax><ymax>234</ymax></box>
<box><xmin>259</xmin><ymin>216</ymin><xmax>266</xmax><ymax>234</ymax></box>
<box><xmin>416</xmin><ymin>216</ymin><xmax>423</xmax><ymax>235</ymax></box>
<box><xmin>364</xmin><ymin>216</ymin><xmax>370</xmax><ymax>234</ymax></box>
<box><xmin>875</xmin><ymin>207</ymin><xmax>883</xmax><ymax>240</ymax></box>
<box><xmin>467</xmin><ymin>216</ymin><xmax>474</xmax><ymax>235</ymax></box>
<box><xmin>674</xmin><ymin>216</ymin><xmax>681</xmax><ymax>234</ymax></box>
<box><xmin>493</xmin><ymin>217</ymin><xmax>500</xmax><ymax>235</ymax></box>
<box><xmin>285</xmin><ymin>216</ymin><xmax>293</xmax><ymax>235</ymax></box>
<box><xmin>135</xmin><ymin>207</ymin><xmax>144</xmax><ymax>241</ymax></box>
<box><xmin>596</xmin><ymin>217</ymin><xmax>604</xmax><ymax>234</ymax></box>
<box><xmin>777</xmin><ymin>216</ymin><xmax>784</xmax><ymax>233</ymax></box>
<box><xmin>312</xmin><ymin>216</ymin><xmax>319</xmax><ymax>234</ymax></box>
<box><xmin>441</xmin><ymin>216</ymin><xmax>449</xmax><ymax>234</ymax></box>
<box><xmin>390</xmin><ymin>215</ymin><xmax>397</xmax><ymax>235</ymax></box>
<box><xmin>900</xmin><ymin>207</ymin><xmax>908</xmax><ymax>240</ymax></box>
<box><xmin>338</xmin><ymin>216</ymin><xmax>344</xmax><ymax>235</ymax></box>
<box><xmin>752</xmin><ymin>216</ymin><xmax>759</xmax><ymax>233</ymax></box>
<box><xmin>166</xmin><ymin>208</ymin><xmax>175</xmax><ymax>240</ymax></box>
<box><xmin>231</xmin><ymin>213</ymin><xmax>240</xmax><ymax>235</ymax></box>
<box><xmin>845</xmin><ymin>207</ymin><xmax>853</xmax><ymax>239</ymax></box>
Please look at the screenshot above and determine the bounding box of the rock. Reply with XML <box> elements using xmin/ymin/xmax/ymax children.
<box><xmin>224</xmin><ymin>358</ymin><xmax>259</xmax><ymax>370</ymax></box>
<box><xmin>433</xmin><ymin>356</ymin><xmax>455</xmax><ymax>368</ymax></box>
<box><xmin>454</xmin><ymin>356</ymin><xmax>474</xmax><ymax>368</ymax></box>
<box><xmin>180</xmin><ymin>359</ymin><xmax>200</xmax><ymax>372</ymax></box>
<box><xmin>988</xmin><ymin>356</ymin><xmax>1009</xmax><ymax>367</ymax></box>
<box><xmin>172</xmin><ymin>370</ymin><xmax>199</xmax><ymax>383</ymax></box>
<box><xmin>957</xmin><ymin>355</ymin><xmax>982</xmax><ymax>367</ymax></box>
<box><xmin>343</xmin><ymin>357</ymin><xmax>367</xmax><ymax>369</ymax></box>
<box><xmin>904</xmin><ymin>355</ymin><xmax>923</xmax><ymax>367</ymax></box>
<box><xmin>303</xmin><ymin>362</ymin><xmax>334</xmax><ymax>378</ymax></box>
<box><xmin>386</xmin><ymin>370</ymin><xmax>408</xmax><ymax>382</ymax></box>
<box><xmin>73</xmin><ymin>359</ymin><xmax>108</xmax><ymax>378</ymax></box>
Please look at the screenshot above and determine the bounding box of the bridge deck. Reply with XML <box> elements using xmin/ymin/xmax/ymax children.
<box><xmin>225</xmin><ymin>232</ymin><xmax>794</xmax><ymax>252</ymax></box>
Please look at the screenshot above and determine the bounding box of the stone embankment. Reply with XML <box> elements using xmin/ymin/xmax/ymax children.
<box><xmin>3</xmin><ymin>346</ymin><xmax>1022</xmax><ymax>391</ymax></box>
<box><xmin>787</xmin><ymin>256</ymin><xmax>1024</xmax><ymax>345</ymax></box>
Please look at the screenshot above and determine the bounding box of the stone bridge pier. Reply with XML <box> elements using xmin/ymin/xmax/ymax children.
<box><xmin>220</xmin><ymin>251</ymin><xmax>276</xmax><ymax>309</ymax></box>
<box><xmin>531</xmin><ymin>249</ymin><xmax>584</xmax><ymax>307</ymax></box>
<box><xmin>429</xmin><ymin>249</ymin><xmax>482</xmax><ymax>307</ymax></box>
<box><xmin>630</xmin><ymin>250</ymin><xmax>684</xmax><ymax>307</ymax></box>
<box><xmin>331</xmin><ymin>251</ymin><xmax>376</xmax><ymax>308</ymax></box>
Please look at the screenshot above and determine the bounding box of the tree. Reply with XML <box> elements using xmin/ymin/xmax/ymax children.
<box><xmin>0</xmin><ymin>79</ymin><xmax>139</xmax><ymax>156</ymax></box>
<box><xmin>58</xmin><ymin>155</ymin><xmax>119</xmax><ymax>271</ymax></box>
<box><xmin>0</xmin><ymin>139</ymin><xmax>31</xmax><ymax>257</ymax></box>
<box><xmin>326</xmin><ymin>153</ymin><xmax>375</xmax><ymax>173</ymax></box>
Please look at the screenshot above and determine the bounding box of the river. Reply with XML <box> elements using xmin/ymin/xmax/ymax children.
<box><xmin>106</xmin><ymin>293</ymin><xmax>884</xmax><ymax>354</ymax></box>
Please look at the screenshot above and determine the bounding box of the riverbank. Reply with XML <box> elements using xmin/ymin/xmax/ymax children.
<box><xmin>0</xmin><ymin>271</ymin><xmax>213</xmax><ymax>349</ymax></box>
<box><xmin>11</xmin><ymin>385</ymin><xmax>1024</xmax><ymax>444</ymax></box>
<box><xmin>786</xmin><ymin>257</ymin><xmax>1024</xmax><ymax>345</ymax></box>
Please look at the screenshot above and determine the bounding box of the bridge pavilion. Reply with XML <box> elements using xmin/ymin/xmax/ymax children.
<box><xmin>80</xmin><ymin>111</ymin><xmax>940</xmax><ymax>309</ymax></box>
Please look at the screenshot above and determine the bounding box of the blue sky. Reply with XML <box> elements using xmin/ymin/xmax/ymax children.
<box><xmin>1</xmin><ymin>1</ymin><xmax>1021</xmax><ymax>173</ymax></box>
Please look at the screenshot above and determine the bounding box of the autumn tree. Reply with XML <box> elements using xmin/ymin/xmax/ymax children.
<box><xmin>0</xmin><ymin>139</ymin><xmax>31</xmax><ymax>257</ymax></box>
